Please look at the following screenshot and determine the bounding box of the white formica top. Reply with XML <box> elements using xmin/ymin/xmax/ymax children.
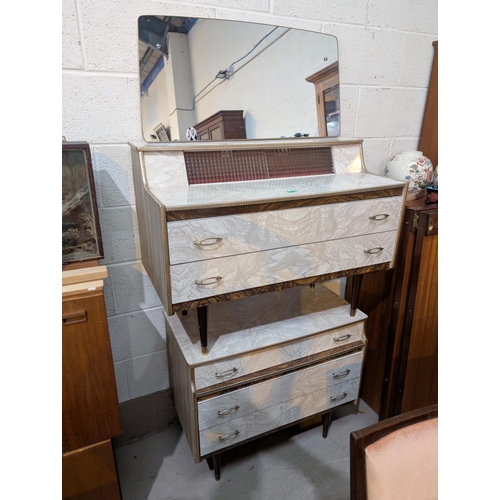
<box><xmin>149</xmin><ymin>172</ymin><xmax>404</xmax><ymax>212</ymax></box>
<box><xmin>165</xmin><ymin>283</ymin><xmax>367</xmax><ymax>366</ymax></box>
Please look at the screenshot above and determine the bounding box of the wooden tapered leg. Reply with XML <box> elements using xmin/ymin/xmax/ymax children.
<box><xmin>322</xmin><ymin>411</ymin><xmax>334</xmax><ymax>438</ymax></box>
<box><xmin>350</xmin><ymin>274</ymin><xmax>364</xmax><ymax>317</ymax></box>
<box><xmin>206</xmin><ymin>456</ymin><xmax>214</xmax><ymax>470</ymax></box>
<box><xmin>212</xmin><ymin>453</ymin><xmax>221</xmax><ymax>481</ymax></box>
<box><xmin>197</xmin><ymin>306</ymin><xmax>208</xmax><ymax>355</ymax></box>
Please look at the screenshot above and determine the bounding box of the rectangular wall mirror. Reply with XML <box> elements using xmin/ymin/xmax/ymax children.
<box><xmin>138</xmin><ymin>16</ymin><xmax>340</xmax><ymax>143</ymax></box>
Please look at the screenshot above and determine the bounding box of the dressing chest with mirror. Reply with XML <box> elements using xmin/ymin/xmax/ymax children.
<box><xmin>133</xmin><ymin>15</ymin><xmax>408</xmax><ymax>480</ymax></box>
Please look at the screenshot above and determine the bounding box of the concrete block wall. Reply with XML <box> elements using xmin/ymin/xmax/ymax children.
<box><xmin>62</xmin><ymin>0</ymin><xmax>438</xmax><ymax>403</ymax></box>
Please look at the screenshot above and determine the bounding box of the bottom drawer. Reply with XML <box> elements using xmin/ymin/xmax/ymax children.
<box><xmin>199</xmin><ymin>376</ymin><xmax>360</xmax><ymax>456</ymax></box>
<box><xmin>198</xmin><ymin>351</ymin><xmax>363</xmax><ymax>431</ymax></box>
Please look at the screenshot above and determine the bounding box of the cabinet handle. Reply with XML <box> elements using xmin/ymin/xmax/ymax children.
<box><xmin>364</xmin><ymin>247</ymin><xmax>384</xmax><ymax>254</ymax></box>
<box><xmin>194</xmin><ymin>237</ymin><xmax>223</xmax><ymax>246</ymax></box>
<box><xmin>369</xmin><ymin>213</ymin><xmax>390</xmax><ymax>221</ymax></box>
<box><xmin>330</xmin><ymin>392</ymin><xmax>348</xmax><ymax>402</ymax></box>
<box><xmin>218</xmin><ymin>430</ymin><xmax>240</xmax><ymax>442</ymax></box>
<box><xmin>334</xmin><ymin>334</ymin><xmax>351</xmax><ymax>342</ymax></box>
<box><xmin>215</xmin><ymin>367</ymin><xmax>238</xmax><ymax>378</ymax></box>
<box><xmin>195</xmin><ymin>276</ymin><xmax>222</xmax><ymax>286</ymax></box>
<box><xmin>62</xmin><ymin>310</ymin><xmax>87</xmax><ymax>325</ymax></box>
<box><xmin>333</xmin><ymin>369</ymin><xmax>351</xmax><ymax>379</ymax></box>
<box><xmin>217</xmin><ymin>405</ymin><xmax>240</xmax><ymax>416</ymax></box>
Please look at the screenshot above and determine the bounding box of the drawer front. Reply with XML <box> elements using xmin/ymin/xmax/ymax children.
<box><xmin>199</xmin><ymin>376</ymin><xmax>360</xmax><ymax>456</ymax></box>
<box><xmin>197</xmin><ymin>351</ymin><xmax>363</xmax><ymax>431</ymax></box>
<box><xmin>194</xmin><ymin>322</ymin><xmax>364</xmax><ymax>391</ymax></box>
<box><xmin>170</xmin><ymin>231</ymin><xmax>397</xmax><ymax>304</ymax></box>
<box><xmin>168</xmin><ymin>196</ymin><xmax>403</xmax><ymax>265</ymax></box>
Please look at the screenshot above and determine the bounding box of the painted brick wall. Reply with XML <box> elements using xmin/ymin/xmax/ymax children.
<box><xmin>62</xmin><ymin>0</ymin><xmax>438</xmax><ymax>403</ymax></box>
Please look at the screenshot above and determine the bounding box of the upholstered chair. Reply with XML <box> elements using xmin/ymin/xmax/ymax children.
<box><xmin>350</xmin><ymin>404</ymin><xmax>438</xmax><ymax>500</ymax></box>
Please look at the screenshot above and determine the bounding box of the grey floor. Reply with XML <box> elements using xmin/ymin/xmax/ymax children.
<box><xmin>114</xmin><ymin>399</ymin><xmax>378</xmax><ymax>500</ymax></box>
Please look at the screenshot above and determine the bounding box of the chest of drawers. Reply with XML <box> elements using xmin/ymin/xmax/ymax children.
<box><xmin>165</xmin><ymin>283</ymin><xmax>367</xmax><ymax>479</ymax></box>
<box><xmin>130</xmin><ymin>138</ymin><xmax>407</xmax><ymax>355</ymax></box>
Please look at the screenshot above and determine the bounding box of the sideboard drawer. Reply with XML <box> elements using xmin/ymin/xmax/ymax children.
<box><xmin>167</xmin><ymin>196</ymin><xmax>404</xmax><ymax>265</ymax></box>
<box><xmin>199</xmin><ymin>375</ymin><xmax>360</xmax><ymax>456</ymax></box>
<box><xmin>197</xmin><ymin>350</ymin><xmax>363</xmax><ymax>431</ymax></box>
<box><xmin>194</xmin><ymin>322</ymin><xmax>364</xmax><ymax>391</ymax></box>
<box><xmin>170</xmin><ymin>231</ymin><xmax>398</xmax><ymax>304</ymax></box>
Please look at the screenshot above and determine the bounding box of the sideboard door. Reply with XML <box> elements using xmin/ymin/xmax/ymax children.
<box><xmin>62</xmin><ymin>290</ymin><xmax>122</xmax><ymax>452</ymax></box>
<box><xmin>395</xmin><ymin>208</ymin><xmax>438</xmax><ymax>415</ymax></box>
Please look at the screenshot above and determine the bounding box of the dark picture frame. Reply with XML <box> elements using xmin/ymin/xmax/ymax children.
<box><xmin>62</xmin><ymin>141</ymin><xmax>104</xmax><ymax>266</ymax></box>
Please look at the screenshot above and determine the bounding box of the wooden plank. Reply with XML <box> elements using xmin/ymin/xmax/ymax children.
<box><xmin>62</xmin><ymin>265</ymin><xmax>108</xmax><ymax>286</ymax></box>
<box><xmin>417</xmin><ymin>41</ymin><xmax>438</xmax><ymax>168</ymax></box>
<box><xmin>62</xmin><ymin>279</ymin><xmax>104</xmax><ymax>297</ymax></box>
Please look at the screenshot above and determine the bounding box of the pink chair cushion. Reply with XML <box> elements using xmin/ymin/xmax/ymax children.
<box><xmin>365</xmin><ymin>417</ymin><xmax>438</xmax><ymax>500</ymax></box>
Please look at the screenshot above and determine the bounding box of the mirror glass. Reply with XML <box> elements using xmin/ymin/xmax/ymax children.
<box><xmin>138</xmin><ymin>16</ymin><xmax>340</xmax><ymax>142</ymax></box>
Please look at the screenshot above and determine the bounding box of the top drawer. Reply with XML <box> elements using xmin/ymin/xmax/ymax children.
<box><xmin>167</xmin><ymin>196</ymin><xmax>403</xmax><ymax>265</ymax></box>
<box><xmin>194</xmin><ymin>321</ymin><xmax>364</xmax><ymax>392</ymax></box>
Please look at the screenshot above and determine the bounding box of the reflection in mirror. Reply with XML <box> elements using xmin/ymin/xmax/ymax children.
<box><xmin>138</xmin><ymin>16</ymin><xmax>340</xmax><ymax>142</ymax></box>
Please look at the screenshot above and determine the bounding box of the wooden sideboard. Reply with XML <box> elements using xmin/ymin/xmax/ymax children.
<box><xmin>130</xmin><ymin>138</ymin><xmax>407</xmax><ymax>355</ymax></box>
<box><xmin>62</xmin><ymin>266</ymin><xmax>122</xmax><ymax>499</ymax></box>
<box><xmin>166</xmin><ymin>283</ymin><xmax>367</xmax><ymax>480</ymax></box>
<box><xmin>194</xmin><ymin>110</ymin><xmax>246</xmax><ymax>141</ymax></box>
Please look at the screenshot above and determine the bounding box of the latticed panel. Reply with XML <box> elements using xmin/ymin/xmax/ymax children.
<box><xmin>184</xmin><ymin>148</ymin><xmax>334</xmax><ymax>185</ymax></box>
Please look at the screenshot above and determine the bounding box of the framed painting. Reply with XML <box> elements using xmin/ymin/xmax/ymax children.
<box><xmin>154</xmin><ymin>123</ymin><xmax>171</xmax><ymax>142</ymax></box>
<box><xmin>62</xmin><ymin>141</ymin><xmax>104</xmax><ymax>266</ymax></box>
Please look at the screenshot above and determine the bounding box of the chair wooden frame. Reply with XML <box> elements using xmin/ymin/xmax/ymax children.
<box><xmin>350</xmin><ymin>404</ymin><xmax>438</xmax><ymax>500</ymax></box>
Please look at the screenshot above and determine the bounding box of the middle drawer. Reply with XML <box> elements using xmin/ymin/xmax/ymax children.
<box><xmin>170</xmin><ymin>231</ymin><xmax>397</xmax><ymax>304</ymax></box>
<box><xmin>197</xmin><ymin>350</ymin><xmax>363</xmax><ymax>431</ymax></box>
<box><xmin>194</xmin><ymin>321</ymin><xmax>364</xmax><ymax>391</ymax></box>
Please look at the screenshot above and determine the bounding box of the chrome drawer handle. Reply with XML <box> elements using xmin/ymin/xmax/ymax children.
<box><xmin>364</xmin><ymin>247</ymin><xmax>384</xmax><ymax>254</ymax></box>
<box><xmin>334</xmin><ymin>334</ymin><xmax>351</xmax><ymax>342</ymax></box>
<box><xmin>195</xmin><ymin>276</ymin><xmax>222</xmax><ymax>286</ymax></box>
<box><xmin>218</xmin><ymin>430</ymin><xmax>240</xmax><ymax>442</ymax></box>
<box><xmin>333</xmin><ymin>369</ymin><xmax>351</xmax><ymax>379</ymax></box>
<box><xmin>369</xmin><ymin>213</ymin><xmax>390</xmax><ymax>221</ymax></box>
<box><xmin>215</xmin><ymin>367</ymin><xmax>238</xmax><ymax>378</ymax></box>
<box><xmin>218</xmin><ymin>405</ymin><xmax>240</xmax><ymax>416</ymax></box>
<box><xmin>194</xmin><ymin>237</ymin><xmax>223</xmax><ymax>246</ymax></box>
<box><xmin>331</xmin><ymin>392</ymin><xmax>348</xmax><ymax>402</ymax></box>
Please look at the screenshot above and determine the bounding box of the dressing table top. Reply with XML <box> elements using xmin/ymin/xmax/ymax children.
<box><xmin>145</xmin><ymin>172</ymin><xmax>403</xmax><ymax>212</ymax></box>
<box><xmin>129</xmin><ymin>138</ymin><xmax>406</xmax><ymax>213</ymax></box>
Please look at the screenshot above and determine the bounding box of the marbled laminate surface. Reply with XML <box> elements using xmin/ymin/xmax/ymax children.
<box><xmin>148</xmin><ymin>172</ymin><xmax>404</xmax><ymax>211</ymax></box>
<box><xmin>165</xmin><ymin>284</ymin><xmax>367</xmax><ymax>366</ymax></box>
<box><xmin>167</xmin><ymin>196</ymin><xmax>403</xmax><ymax>264</ymax></box>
